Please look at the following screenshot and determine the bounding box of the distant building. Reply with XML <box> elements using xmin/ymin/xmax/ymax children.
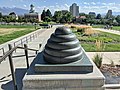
<box><xmin>70</xmin><ymin>3</ymin><xmax>79</xmax><ymax>17</ymax></box>
<box><xmin>105</xmin><ymin>10</ymin><xmax>112</xmax><ymax>19</ymax></box>
<box><xmin>24</xmin><ymin>4</ymin><xmax>41</xmax><ymax>22</ymax></box>
<box><xmin>89</xmin><ymin>12</ymin><xmax>96</xmax><ymax>17</ymax></box>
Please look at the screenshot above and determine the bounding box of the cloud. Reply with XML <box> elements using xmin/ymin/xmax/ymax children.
<box><xmin>65</xmin><ymin>4</ymin><xmax>69</xmax><ymax>8</ymax></box>
<box><xmin>83</xmin><ymin>2</ymin><xmax>90</xmax><ymax>5</ymax></box>
<box><xmin>24</xmin><ymin>5</ymin><xmax>27</xmax><ymax>8</ymax></box>
<box><xmin>91</xmin><ymin>2</ymin><xmax>96</xmax><ymax>5</ymax></box>
<box><xmin>81</xmin><ymin>2</ymin><xmax>120</xmax><ymax>14</ymax></box>
<box><xmin>44</xmin><ymin>0</ymin><xmax>46</xmax><ymax>2</ymax></box>
<box><xmin>102</xmin><ymin>3</ymin><xmax>107</xmax><ymax>5</ymax></box>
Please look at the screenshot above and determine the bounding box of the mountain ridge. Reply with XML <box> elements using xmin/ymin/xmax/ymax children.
<box><xmin>0</xmin><ymin>7</ymin><xmax>29</xmax><ymax>15</ymax></box>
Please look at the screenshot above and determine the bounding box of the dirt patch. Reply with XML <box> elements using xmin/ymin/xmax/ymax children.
<box><xmin>100</xmin><ymin>64</ymin><xmax>120</xmax><ymax>84</ymax></box>
<box><xmin>0</xmin><ymin>28</ymin><xmax>25</xmax><ymax>35</ymax></box>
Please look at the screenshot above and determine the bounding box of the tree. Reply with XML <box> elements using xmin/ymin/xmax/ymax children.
<box><xmin>116</xmin><ymin>15</ymin><xmax>120</xmax><ymax>25</ymax></box>
<box><xmin>96</xmin><ymin>14</ymin><xmax>102</xmax><ymax>19</ymax></box>
<box><xmin>41</xmin><ymin>10</ymin><xmax>46</xmax><ymax>21</ymax></box>
<box><xmin>46</xmin><ymin>9</ymin><xmax>52</xmax><ymax>18</ymax></box>
<box><xmin>0</xmin><ymin>12</ymin><xmax>2</xmax><ymax>18</ymax></box>
<box><xmin>64</xmin><ymin>12</ymin><xmax>73</xmax><ymax>23</ymax></box>
<box><xmin>53</xmin><ymin>11</ymin><xmax>62</xmax><ymax>23</ymax></box>
<box><xmin>18</xmin><ymin>16</ymin><xmax>23</xmax><ymax>25</ymax></box>
<box><xmin>60</xmin><ymin>18</ymin><xmax>66</xmax><ymax>23</ymax></box>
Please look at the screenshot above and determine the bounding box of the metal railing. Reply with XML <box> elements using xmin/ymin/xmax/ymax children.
<box><xmin>0</xmin><ymin>44</ymin><xmax>41</xmax><ymax>90</ymax></box>
<box><xmin>0</xmin><ymin>29</ymin><xmax>44</xmax><ymax>56</ymax></box>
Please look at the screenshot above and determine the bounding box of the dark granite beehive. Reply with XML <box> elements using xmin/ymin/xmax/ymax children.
<box><xmin>35</xmin><ymin>27</ymin><xmax>93</xmax><ymax>73</ymax></box>
<box><xmin>43</xmin><ymin>27</ymin><xmax>84</xmax><ymax>64</ymax></box>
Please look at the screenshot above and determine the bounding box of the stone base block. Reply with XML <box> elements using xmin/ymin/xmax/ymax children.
<box><xmin>23</xmin><ymin>52</ymin><xmax>105</xmax><ymax>90</ymax></box>
<box><xmin>35</xmin><ymin>52</ymin><xmax>93</xmax><ymax>73</ymax></box>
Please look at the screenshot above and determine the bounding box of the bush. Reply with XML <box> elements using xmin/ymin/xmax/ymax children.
<box><xmin>71</xmin><ymin>25</ymin><xmax>76</xmax><ymax>28</ymax></box>
<box><xmin>77</xmin><ymin>28</ymin><xmax>85</xmax><ymax>34</ymax></box>
<box><xmin>93</xmin><ymin>53</ymin><xmax>102</xmax><ymax>68</ymax></box>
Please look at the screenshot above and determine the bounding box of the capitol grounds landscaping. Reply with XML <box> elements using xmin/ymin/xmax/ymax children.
<box><xmin>66</xmin><ymin>24</ymin><xmax>120</xmax><ymax>84</ymax></box>
<box><xmin>66</xmin><ymin>24</ymin><xmax>120</xmax><ymax>52</ymax></box>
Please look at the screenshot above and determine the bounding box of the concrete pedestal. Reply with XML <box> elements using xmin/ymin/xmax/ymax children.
<box><xmin>23</xmin><ymin>51</ymin><xmax>105</xmax><ymax>90</ymax></box>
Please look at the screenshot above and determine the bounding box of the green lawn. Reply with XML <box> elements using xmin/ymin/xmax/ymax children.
<box><xmin>92</xmin><ymin>25</ymin><xmax>105</xmax><ymax>28</ymax></box>
<box><xmin>112</xmin><ymin>26</ymin><xmax>120</xmax><ymax>31</ymax></box>
<box><xmin>0</xmin><ymin>24</ymin><xmax>36</xmax><ymax>28</ymax></box>
<box><xmin>0</xmin><ymin>25</ymin><xmax>37</xmax><ymax>44</ymax></box>
<box><xmin>72</xmin><ymin>29</ymin><xmax>120</xmax><ymax>52</ymax></box>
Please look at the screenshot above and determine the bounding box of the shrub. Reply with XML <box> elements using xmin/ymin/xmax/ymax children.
<box><xmin>93</xmin><ymin>53</ymin><xmax>102</xmax><ymax>68</ymax></box>
<box><xmin>77</xmin><ymin>28</ymin><xmax>85</xmax><ymax>34</ymax></box>
<box><xmin>71</xmin><ymin>25</ymin><xmax>76</xmax><ymax>28</ymax></box>
<box><xmin>95</xmin><ymin>40</ymin><xmax>106</xmax><ymax>52</ymax></box>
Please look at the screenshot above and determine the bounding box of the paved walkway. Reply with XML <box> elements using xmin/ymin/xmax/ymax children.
<box><xmin>93</xmin><ymin>28</ymin><xmax>120</xmax><ymax>35</ymax></box>
<box><xmin>0</xmin><ymin>26</ymin><xmax>120</xmax><ymax>90</ymax></box>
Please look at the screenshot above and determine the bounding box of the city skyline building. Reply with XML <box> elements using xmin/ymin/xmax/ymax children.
<box><xmin>70</xmin><ymin>3</ymin><xmax>79</xmax><ymax>17</ymax></box>
<box><xmin>105</xmin><ymin>10</ymin><xmax>113</xmax><ymax>19</ymax></box>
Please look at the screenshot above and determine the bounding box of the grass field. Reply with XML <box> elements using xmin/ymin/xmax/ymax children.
<box><xmin>72</xmin><ymin>28</ymin><xmax>120</xmax><ymax>52</ymax></box>
<box><xmin>0</xmin><ymin>25</ymin><xmax>37</xmax><ymax>44</ymax></box>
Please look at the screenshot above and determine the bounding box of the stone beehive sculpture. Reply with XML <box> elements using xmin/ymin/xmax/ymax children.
<box><xmin>43</xmin><ymin>27</ymin><xmax>83</xmax><ymax>64</ymax></box>
<box><xmin>35</xmin><ymin>26</ymin><xmax>93</xmax><ymax>73</ymax></box>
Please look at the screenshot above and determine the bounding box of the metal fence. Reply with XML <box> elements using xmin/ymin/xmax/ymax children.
<box><xmin>0</xmin><ymin>29</ymin><xmax>44</xmax><ymax>57</ymax></box>
<box><xmin>0</xmin><ymin>44</ymin><xmax>41</xmax><ymax>90</ymax></box>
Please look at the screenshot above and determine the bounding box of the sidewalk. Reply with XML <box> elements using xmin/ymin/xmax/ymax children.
<box><xmin>93</xmin><ymin>28</ymin><xmax>120</xmax><ymax>35</ymax></box>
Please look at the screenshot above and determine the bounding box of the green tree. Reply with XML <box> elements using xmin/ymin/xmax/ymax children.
<box><xmin>0</xmin><ymin>12</ymin><xmax>2</xmax><ymax>18</ymax></box>
<box><xmin>44</xmin><ymin>16</ymin><xmax>51</xmax><ymax>22</ymax></box>
<box><xmin>53</xmin><ymin>11</ymin><xmax>62</xmax><ymax>23</ymax></box>
<box><xmin>116</xmin><ymin>15</ymin><xmax>120</xmax><ymax>24</ymax></box>
<box><xmin>46</xmin><ymin>9</ymin><xmax>52</xmax><ymax>18</ymax></box>
<box><xmin>60</xmin><ymin>18</ymin><xmax>66</xmax><ymax>23</ymax></box>
<box><xmin>18</xmin><ymin>16</ymin><xmax>23</xmax><ymax>25</ymax></box>
<box><xmin>41</xmin><ymin>10</ymin><xmax>46</xmax><ymax>21</ymax></box>
<box><xmin>64</xmin><ymin>12</ymin><xmax>73</xmax><ymax>23</ymax></box>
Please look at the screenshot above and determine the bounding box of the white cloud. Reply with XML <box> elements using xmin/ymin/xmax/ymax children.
<box><xmin>44</xmin><ymin>0</ymin><xmax>46</xmax><ymax>2</ymax></box>
<box><xmin>81</xmin><ymin>2</ymin><xmax>120</xmax><ymax>14</ymax></box>
<box><xmin>108</xmin><ymin>3</ymin><xmax>115</xmax><ymax>5</ymax></box>
<box><xmin>65</xmin><ymin>4</ymin><xmax>69</xmax><ymax>8</ymax></box>
<box><xmin>24</xmin><ymin>5</ymin><xmax>27</xmax><ymax>8</ymax></box>
<box><xmin>91</xmin><ymin>2</ymin><xmax>96</xmax><ymax>5</ymax></box>
<box><xmin>83</xmin><ymin>2</ymin><xmax>90</xmax><ymax>5</ymax></box>
<box><xmin>102</xmin><ymin>3</ymin><xmax>107</xmax><ymax>5</ymax></box>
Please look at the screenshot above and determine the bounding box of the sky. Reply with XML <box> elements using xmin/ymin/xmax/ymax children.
<box><xmin>1</xmin><ymin>0</ymin><xmax>120</xmax><ymax>14</ymax></box>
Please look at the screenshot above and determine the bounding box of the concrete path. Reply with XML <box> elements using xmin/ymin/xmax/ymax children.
<box><xmin>93</xmin><ymin>28</ymin><xmax>120</xmax><ymax>35</ymax></box>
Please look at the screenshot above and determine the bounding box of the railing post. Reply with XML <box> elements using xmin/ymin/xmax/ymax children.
<box><xmin>8</xmin><ymin>44</ymin><xmax>18</xmax><ymax>90</ymax></box>
<box><xmin>39</xmin><ymin>44</ymin><xmax>42</xmax><ymax>49</ymax></box>
<box><xmin>24</xmin><ymin>44</ymin><xmax>29</xmax><ymax>69</ymax></box>
<box><xmin>21</xmin><ymin>39</ymin><xmax>23</xmax><ymax>46</ymax></box>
